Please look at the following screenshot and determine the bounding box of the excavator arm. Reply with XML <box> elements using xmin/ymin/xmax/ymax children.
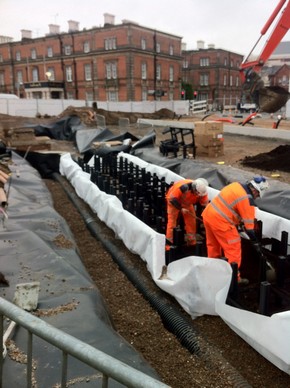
<box><xmin>240</xmin><ymin>0</ymin><xmax>290</xmax><ymax>113</ymax></box>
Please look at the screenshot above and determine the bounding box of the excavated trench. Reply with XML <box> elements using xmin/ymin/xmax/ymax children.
<box><xmin>52</xmin><ymin>172</ymin><xmax>253</xmax><ymax>388</ymax></box>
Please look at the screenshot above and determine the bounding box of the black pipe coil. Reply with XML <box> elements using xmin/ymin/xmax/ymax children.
<box><xmin>52</xmin><ymin>172</ymin><xmax>252</xmax><ymax>388</ymax></box>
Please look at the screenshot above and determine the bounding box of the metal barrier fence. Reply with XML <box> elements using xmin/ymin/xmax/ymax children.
<box><xmin>0</xmin><ymin>298</ymin><xmax>170</xmax><ymax>388</ymax></box>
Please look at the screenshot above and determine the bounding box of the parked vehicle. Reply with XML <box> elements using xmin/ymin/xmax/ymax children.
<box><xmin>239</xmin><ymin>103</ymin><xmax>257</xmax><ymax>113</ymax></box>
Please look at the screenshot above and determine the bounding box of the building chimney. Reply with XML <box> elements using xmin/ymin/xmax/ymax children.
<box><xmin>68</xmin><ymin>20</ymin><xmax>79</xmax><ymax>32</ymax></box>
<box><xmin>122</xmin><ymin>19</ymin><xmax>138</xmax><ymax>25</ymax></box>
<box><xmin>0</xmin><ymin>35</ymin><xmax>13</xmax><ymax>43</ymax></box>
<box><xmin>208</xmin><ymin>43</ymin><xmax>215</xmax><ymax>49</ymax></box>
<box><xmin>181</xmin><ymin>42</ymin><xmax>187</xmax><ymax>51</ymax></box>
<box><xmin>104</xmin><ymin>13</ymin><xmax>115</xmax><ymax>26</ymax></box>
<box><xmin>48</xmin><ymin>24</ymin><xmax>60</xmax><ymax>35</ymax></box>
<box><xmin>197</xmin><ymin>40</ymin><xmax>205</xmax><ymax>50</ymax></box>
<box><xmin>21</xmin><ymin>29</ymin><xmax>32</xmax><ymax>40</ymax></box>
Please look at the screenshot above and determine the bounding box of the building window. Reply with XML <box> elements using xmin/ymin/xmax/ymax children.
<box><xmin>200</xmin><ymin>92</ymin><xmax>208</xmax><ymax>101</ymax></box>
<box><xmin>200</xmin><ymin>73</ymin><xmax>209</xmax><ymax>86</ymax></box>
<box><xmin>236</xmin><ymin>76</ymin><xmax>239</xmax><ymax>87</ymax></box>
<box><xmin>223</xmin><ymin>74</ymin><xmax>227</xmax><ymax>86</ymax></box>
<box><xmin>141</xmin><ymin>63</ymin><xmax>147</xmax><ymax>80</ymax></box>
<box><xmin>224</xmin><ymin>58</ymin><xmax>227</xmax><ymax>66</ymax></box>
<box><xmin>47</xmin><ymin>47</ymin><xmax>53</xmax><ymax>57</ymax></box>
<box><xmin>169</xmin><ymin>45</ymin><xmax>174</xmax><ymax>55</ymax></box>
<box><xmin>105</xmin><ymin>37</ymin><xmax>116</xmax><ymax>50</ymax></box>
<box><xmin>141</xmin><ymin>38</ymin><xmax>146</xmax><ymax>50</ymax></box>
<box><xmin>169</xmin><ymin>66</ymin><xmax>174</xmax><ymax>82</ymax></box>
<box><xmin>281</xmin><ymin>75</ymin><xmax>288</xmax><ymax>85</ymax></box>
<box><xmin>84</xmin><ymin>64</ymin><xmax>92</xmax><ymax>81</ymax></box>
<box><xmin>86</xmin><ymin>91</ymin><xmax>93</xmax><ymax>101</ymax></box>
<box><xmin>183</xmin><ymin>60</ymin><xmax>188</xmax><ymax>68</ymax></box>
<box><xmin>230</xmin><ymin>75</ymin><xmax>233</xmax><ymax>86</ymax></box>
<box><xmin>84</xmin><ymin>41</ymin><xmax>90</xmax><ymax>53</ymax></box>
<box><xmin>142</xmin><ymin>89</ymin><xmax>147</xmax><ymax>101</ymax></box>
<box><xmin>32</xmin><ymin>67</ymin><xmax>39</xmax><ymax>82</ymax></box>
<box><xmin>156</xmin><ymin>64</ymin><xmax>161</xmax><ymax>80</ymax></box>
<box><xmin>46</xmin><ymin>67</ymin><xmax>55</xmax><ymax>81</ymax></box>
<box><xmin>15</xmin><ymin>51</ymin><xmax>21</xmax><ymax>61</ymax></box>
<box><xmin>66</xmin><ymin>66</ymin><xmax>73</xmax><ymax>82</ymax></box>
<box><xmin>0</xmin><ymin>72</ymin><xmax>4</xmax><ymax>86</ymax></box>
<box><xmin>200</xmin><ymin>57</ymin><xmax>209</xmax><ymax>66</ymax></box>
<box><xmin>230</xmin><ymin>59</ymin><xmax>234</xmax><ymax>67</ymax></box>
<box><xmin>67</xmin><ymin>91</ymin><xmax>74</xmax><ymax>99</ymax></box>
<box><xmin>64</xmin><ymin>45</ymin><xmax>71</xmax><ymax>55</ymax></box>
<box><xmin>106</xmin><ymin>62</ymin><xmax>117</xmax><ymax>79</ymax></box>
<box><xmin>16</xmin><ymin>70</ymin><xmax>23</xmax><ymax>84</ymax></box>
<box><xmin>108</xmin><ymin>90</ymin><xmax>118</xmax><ymax>101</ymax></box>
<box><xmin>0</xmin><ymin>54</ymin><xmax>3</xmax><ymax>63</ymax></box>
<box><xmin>31</xmin><ymin>49</ymin><xmax>37</xmax><ymax>59</ymax></box>
<box><xmin>156</xmin><ymin>43</ymin><xmax>161</xmax><ymax>53</ymax></box>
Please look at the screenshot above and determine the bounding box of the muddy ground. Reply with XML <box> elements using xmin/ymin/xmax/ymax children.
<box><xmin>1</xmin><ymin>110</ymin><xmax>290</xmax><ymax>387</ymax></box>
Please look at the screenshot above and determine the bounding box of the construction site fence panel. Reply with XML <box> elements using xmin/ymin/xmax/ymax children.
<box><xmin>0</xmin><ymin>98</ymin><xmax>189</xmax><ymax>118</ymax></box>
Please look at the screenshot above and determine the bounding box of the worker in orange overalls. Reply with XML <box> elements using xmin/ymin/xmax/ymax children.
<box><xmin>165</xmin><ymin>178</ymin><xmax>209</xmax><ymax>250</ymax></box>
<box><xmin>202</xmin><ymin>176</ymin><xmax>269</xmax><ymax>284</ymax></box>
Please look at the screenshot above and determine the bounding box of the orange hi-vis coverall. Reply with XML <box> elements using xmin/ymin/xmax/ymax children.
<box><xmin>202</xmin><ymin>182</ymin><xmax>256</xmax><ymax>268</ymax></box>
<box><xmin>166</xmin><ymin>179</ymin><xmax>208</xmax><ymax>249</ymax></box>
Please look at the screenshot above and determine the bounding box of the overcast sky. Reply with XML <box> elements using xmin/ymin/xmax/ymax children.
<box><xmin>1</xmin><ymin>0</ymin><xmax>290</xmax><ymax>57</ymax></box>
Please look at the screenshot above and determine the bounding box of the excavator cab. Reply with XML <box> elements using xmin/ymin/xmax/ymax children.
<box><xmin>240</xmin><ymin>0</ymin><xmax>290</xmax><ymax>113</ymax></box>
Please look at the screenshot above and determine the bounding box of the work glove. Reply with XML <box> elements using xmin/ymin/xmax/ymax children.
<box><xmin>252</xmin><ymin>241</ymin><xmax>262</xmax><ymax>255</ymax></box>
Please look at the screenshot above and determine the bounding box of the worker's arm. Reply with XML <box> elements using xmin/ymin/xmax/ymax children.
<box><xmin>244</xmin><ymin>227</ymin><xmax>262</xmax><ymax>254</ymax></box>
<box><xmin>169</xmin><ymin>197</ymin><xmax>182</xmax><ymax>210</ymax></box>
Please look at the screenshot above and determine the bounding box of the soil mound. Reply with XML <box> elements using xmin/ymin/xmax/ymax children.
<box><xmin>94</xmin><ymin>108</ymin><xmax>175</xmax><ymax>125</ymax></box>
<box><xmin>241</xmin><ymin>144</ymin><xmax>290</xmax><ymax>172</ymax></box>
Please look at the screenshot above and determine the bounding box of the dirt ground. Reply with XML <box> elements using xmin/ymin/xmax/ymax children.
<box><xmin>1</xmin><ymin>110</ymin><xmax>290</xmax><ymax>387</ymax></box>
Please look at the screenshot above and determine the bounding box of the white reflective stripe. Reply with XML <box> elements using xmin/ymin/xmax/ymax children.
<box><xmin>211</xmin><ymin>196</ymin><xmax>238</xmax><ymax>226</ymax></box>
<box><xmin>229</xmin><ymin>194</ymin><xmax>250</xmax><ymax>207</ymax></box>
<box><xmin>228</xmin><ymin>237</ymin><xmax>241</xmax><ymax>244</ymax></box>
<box><xmin>211</xmin><ymin>201</ymin><xmax>235</xmax><ymax>225</ymax></box>
<box><xmin>212</xmin><ymin>192</ymin><xmax>252</xmax><ymax>225</ymax></box>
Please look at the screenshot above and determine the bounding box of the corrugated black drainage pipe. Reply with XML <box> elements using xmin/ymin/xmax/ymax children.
<box><xmin>52</xmin><ymin>173</ymin><xmax>252</xmax><ymax>388</ymax></box>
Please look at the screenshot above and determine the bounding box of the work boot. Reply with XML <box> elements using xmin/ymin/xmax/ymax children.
<box><xmin>238</xmin><ymin>277</ymin><xmax>249</xmax><ymax>286</ymax></box>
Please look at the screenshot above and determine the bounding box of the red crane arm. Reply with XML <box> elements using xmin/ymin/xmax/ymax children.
<box><xmin>240</xmin><ymin>0</ymin><xmax>290</xmax><ymax>77</ymax></box>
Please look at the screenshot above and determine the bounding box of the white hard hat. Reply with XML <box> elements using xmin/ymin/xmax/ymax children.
<box><xmin>195</xmin><ymin>178</ymin><xmax>208</xmax><ymax>196</ymax></box>
<box><xmin>249</xmin><ymin>176</ymin><xmax>269</xmax><ymax>198</ymax></box>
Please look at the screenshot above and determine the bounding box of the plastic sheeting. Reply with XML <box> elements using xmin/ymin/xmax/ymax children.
<box><xmin>132</xmin><ymin>147</ymin><xmax>290</xmax><ymax>222</ymax></box>
<box><xmin>76</xmin><ymin>127</ymin><xmax>139</xmax><ymax>153</ymax></box>
<box><xmin>0</xmin><ymin>152</ymin><xmax>161</xmax><ymax>387</ymax></box>
<box><xmin>32</xmin><ymin>115</ymin><xmax>83</xmax><ymax>141</ymax></box>
<box><xmin>60</xmin><ymin>151</ymin><xmax>290</xmax><ymax>375</ymax></box>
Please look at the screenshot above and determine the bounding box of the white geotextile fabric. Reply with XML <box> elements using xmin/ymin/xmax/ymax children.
<box><xmin>60</xmin><ymin>152</ymin><xmax>290</xmax><ymax>375</ymax></box>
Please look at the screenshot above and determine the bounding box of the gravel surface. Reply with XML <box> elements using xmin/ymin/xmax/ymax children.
<box><xmin>44</xmin><ymin>130</ymin><xmax>290</xmax><ymax>388</ymax></box>
<box><xmin>2</xmin><ymin>111</ymin><xmax>290</xmax><ymax>387</ymax></box>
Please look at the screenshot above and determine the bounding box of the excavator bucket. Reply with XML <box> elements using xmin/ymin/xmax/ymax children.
<box><xmin>241</xmin><ymin>69</ymin><xmax>290</xmax><ymax>113</ymax></box>
<box><xmin>258</xmin><ymin>86</ymin><xmax>290</xmax><ymax>113</ymax></box>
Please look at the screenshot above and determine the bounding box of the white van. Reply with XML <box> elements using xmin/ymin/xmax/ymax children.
<box><xmin>0</xmin><ymin>93</ymin><xmax>19</xmax><ymax>99</ymax></box>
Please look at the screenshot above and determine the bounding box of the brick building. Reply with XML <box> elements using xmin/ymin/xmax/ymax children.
<box><xmin>182</xmin><ymin>41</ymin><xmax>244</xmax><ymax>110</ymax></box>
<box><xmin>260</xmin><ymin>63</ymin><xmax>290</xmax><ymax>91</ymax></box>
<box><xmin>0</xmin><ymin>14</ymin><xmax>183</xmax><ymax>101</ymax></box>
